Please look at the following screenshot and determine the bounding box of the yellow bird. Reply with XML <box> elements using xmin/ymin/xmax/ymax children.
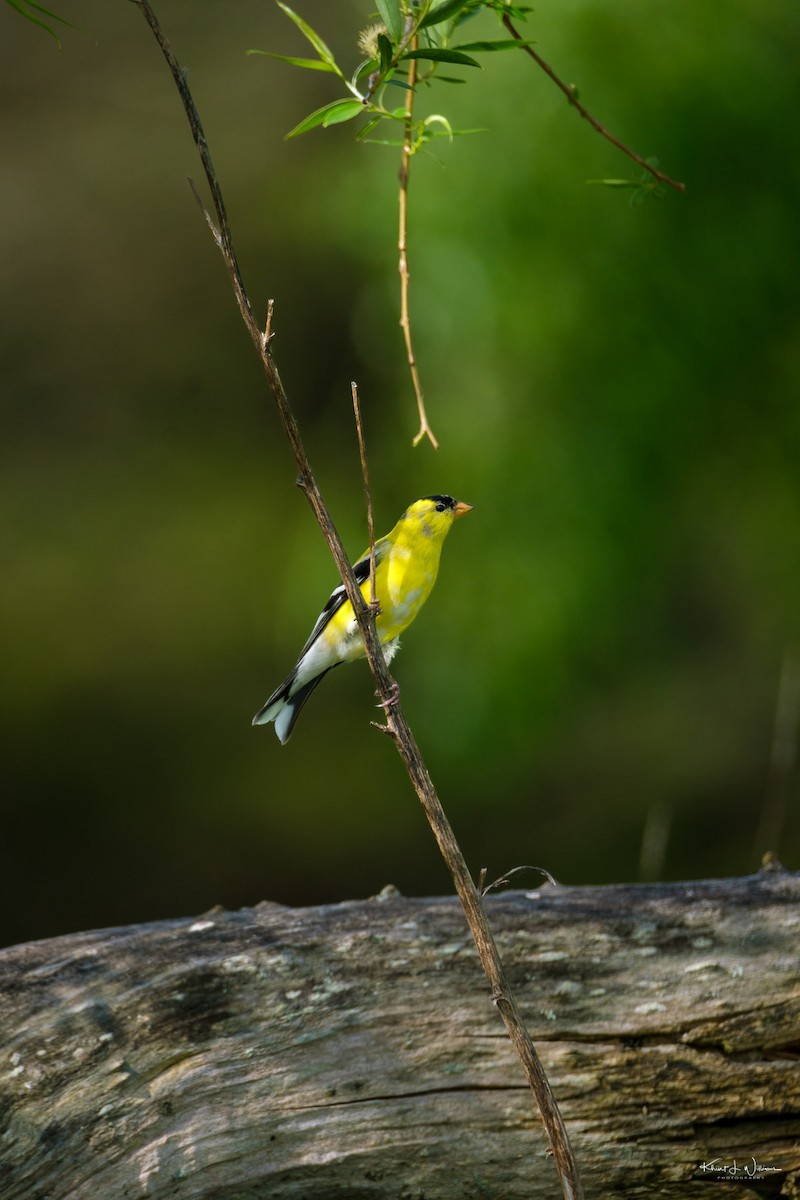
<box><xmin>253</xmin><ymin>494</ymin><xmax>473</xmax><ymax>742</ymax></box>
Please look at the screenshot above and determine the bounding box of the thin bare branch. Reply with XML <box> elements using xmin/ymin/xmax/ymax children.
<box><xmin>502</xmin><ymin>14</ymin><xmax>686</xmax><ymax>194</ymax></box>
<box><xmin>132</xmin><ymin>5</ymin><xmax>583</xmax><ymax>1196</ymax></box>
<box><xmin>398</xmin><ymin>42</ymin><xmax>439</xmax><ymax>449</ymax></box>
<box><xmin>351</xmin><ymin>381</ymin><xmax>378</xmax><ymax>609</ymax></box>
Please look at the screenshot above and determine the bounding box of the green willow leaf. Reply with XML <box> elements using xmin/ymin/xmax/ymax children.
<box><xmin>424</xmin><ymin>125</ymin><xmax>484</xmax><ymax>138</ymax></box>
<box><xmin>360</xmin><ymin>137</ymin><xmax>407</xmax><ymax>147</ymax></box>
<box><xmin>484</xmin><ymin>0</ymin><xmax>532</xmax><ymax>16</ymax></box>
<box><xmin>246</xmin><ymin>50</ymin><xmax>340</xmax><ymax>73</ymax></box>
<box><xmin>377</xmin><ymin>32</ymin><xmax>394</xmax><ymax>75</ymax></box>
<box><xmin>276</xmin><ymin>2</ymin><xmax>338</xmax><ymax>70</ymax></box>
<box><xmin>419</xmin><ymin>0</ymin><xmax>476</xmax><ymax>31</ymax></box>
<box><xmin>5</xmin><ymin>0</ymin><xmax>79</xmax><ymax>45</ymax></box>
<box><xmin>400</xmin><ymin>48</ymin><xmax>480</xmax><ymax>67</ymax></box>
<box><xmin>375</xmin><ymin>0</ymin><xmax>402</xmax><ymax>44</ymax></box>
<box><xmin>355</xmin><ymin>114</ymin><xmax>385</xmax><ymax>141</ymax></box>
<box><xmin>422</xmin><ymin>113</ymin><xmax>453</xmax><ymax>140</ymax></box>
<box><xmin>286</xmin><ymin>97</ymin><xmax>364</xmax><ymax>139</ymax></box>
<box><xmin>322</xmin><ymin>99</ymin><xmax>367</xmax><ymax>126</ymax></box>
<box><xmin>455</xmin><ymin>39</ymin><xmax>536</xmax><ymax>52</ymax></box>
<box><xmin>586</xmin><ymin>179</ymin><xmax>637</xmax><ymax>189</ymax></box>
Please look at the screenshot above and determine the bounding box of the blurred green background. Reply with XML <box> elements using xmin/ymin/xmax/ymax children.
<box><xmin>2</xmin><ymin>0</ymin><xmax>798</xmax><ymax>950</ymax></box>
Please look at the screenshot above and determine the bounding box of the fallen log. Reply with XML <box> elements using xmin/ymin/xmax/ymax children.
<box><xmin>1</xmin><ymin>864</ymin><xmax>798</xmax><ymax>1199</ymax></box>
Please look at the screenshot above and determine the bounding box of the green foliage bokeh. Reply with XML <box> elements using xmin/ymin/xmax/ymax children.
<box><xmin>1</xmin><ymin>0</ymin><xmax>798</xmax><ymax>948</ymax></box>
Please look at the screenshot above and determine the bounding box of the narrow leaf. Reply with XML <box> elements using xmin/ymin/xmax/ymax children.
<box><xmin>8</xmin><ymin>0</ymin><xmax>76</xmax><ymax>22</ymax></box>
<box><xmin>424</xmin><ymin>125</ymin><xmax>484</xmax><ymax>138</ymax></box>
<box><xmin>375</xmin><ymin>0</ymin><xmax>403</xmax><ymax>43</ymax></box>
<box><xmin>286</xmin><ymin>97</ymin><xmax>363</xmax><ymax>139</ymax></box>
<box><xmin>321</xmin><ymin>98</ymin><xmax>366</xmax><ymax>127</ymax></box>
<box><xmin>485</xmin><ymin>1</ymin><xmax>532</xmax><ymax>16</ymax></box>
<box><xmin>455</xmin><ymin>39</ymin><xmax>536</xmax><ymax>52</ymax></box>
<box><xmin>246</xmin><ymin>50</ymin><xmax>339</xmax><ymax>73</ymax></box>
<box><xmin>586</xmin><ymin>178</ymin><xmax>637</xmax><ymax>189</ymax></box>
<box><xmin>6</xmin><ymin>0</ymin><xmax>79</xmax><ymax>44</ymax></box>
<box><xmin>423</xmin><ymin>113</ymin><xmax>454</xmax><ymax>142</ymax></box>
<box><xmin>377</xmin><ymin>32</ymin><xmax>394</xmax><ymax>76</ymax></box>
<box><xmin>400</xmin><ymin>48</ymin><xmax>481</xmax><ymax>67</ymax></box>
<box><xmin>276</xmin><ymin>2</ymin><xmax>338</xmax><ymax>69</ymax></box>
<box><xmin>355</xmin><ymin>114</ymin><xmax>385</xmax><ymax>141</ymax></box>
<box><xmin>360</xmin><ymin>137</ymin><xmax>407</xmax><ymax>147</ymax></box>
<box><xmin>419</xmin><ymin>0</ymin><xmax>476</xmax><ymax>30</ymax></box>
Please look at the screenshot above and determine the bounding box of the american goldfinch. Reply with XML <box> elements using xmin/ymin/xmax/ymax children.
<box><xmin>253</xmin><ymin>494</ymin><xmax>473</xmax><ymax>742</ymax></box>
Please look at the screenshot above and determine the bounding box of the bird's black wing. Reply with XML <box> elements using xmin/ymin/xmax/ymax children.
<box><xmin>296</xmin><ymin>541</ymin><xmax>387</xmax><ymax>660</ymax></box>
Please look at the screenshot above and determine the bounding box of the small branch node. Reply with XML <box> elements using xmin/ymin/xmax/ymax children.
<box><xmin>263</xmin><ymin>299</ymin><xmax>276</xmax><ymax>350</ymax></box>
<box><xmin>187</xmin><ymin>176</ymin><xmax>222</xmax><ymax>246</ymax></box>
<box><xmin>370</xmin><ymin>719</ymin><xmax>398</xmax><ymax>738</ymax></box>
<box><xmin>412</xmin><ymin>414</ymin><xmax>439</xmax><ymax>450</ymax></box>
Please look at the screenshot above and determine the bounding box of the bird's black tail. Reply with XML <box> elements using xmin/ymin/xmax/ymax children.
<box><xmin>252</xmin><ymin>668</ymin><xmax>333</xmax><ymax>743</ymax></box>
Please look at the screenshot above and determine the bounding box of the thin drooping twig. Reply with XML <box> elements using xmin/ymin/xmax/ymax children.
<box><xmin>480</xmin><ymin>864</ymin><xmax>558</xmax><ymax>896</ymax></box>
<box><xmin>502</xmin><ymin>14</ymin><xmax>686</xmax><ymax>194</ymax></box>
<box><xmin>131</xmin><ymin>6</ymin><xmax>583</xmax><ymax>1197</ymax></box>
<box><xmin>398</xmin><ymin>40</ymin><xmax>439</xmax><ymax>450</ymax></box>
<box><xmin>351</xmin><ymin>381</ymin><xmax>377</xmax><ymax>609</ymax></box>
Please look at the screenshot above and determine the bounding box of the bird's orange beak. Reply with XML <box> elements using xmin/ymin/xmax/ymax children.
<box><xmin>453</xmin><ymin>500</ymin><xmax>474</xmax><ymax>519</ymax></box>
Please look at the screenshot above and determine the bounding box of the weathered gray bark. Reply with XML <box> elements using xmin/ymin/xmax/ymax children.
<box><xmin>1</xmin><ymin>867</ymin><xmax>798</xmax><ymax>1200</ymax></box>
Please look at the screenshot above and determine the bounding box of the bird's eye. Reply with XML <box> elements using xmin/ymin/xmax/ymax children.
<box><xmin>435</xmin><ymin>502</ymin><xmax>446</xmax><ymax>513</ymax></box>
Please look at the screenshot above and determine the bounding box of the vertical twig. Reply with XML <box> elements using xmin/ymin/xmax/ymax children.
<box><xmin>131</xmin><ymin>6</ymin><xmax>583</xmax><ymax>1196</ymax></box>
<box><xmin>398</xmin><ymin>40</ymin><xmax>438</xmax><ymax>450</ymax></box>
<box><xmin>351</xmin><ymin>381</ymin><xmax>377</xmax><ymax>609</ymax></box>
